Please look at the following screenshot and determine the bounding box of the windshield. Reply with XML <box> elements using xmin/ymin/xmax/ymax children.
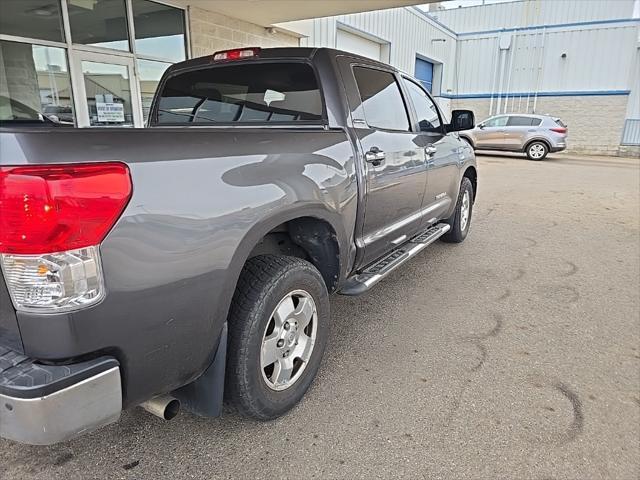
<box><xmin>154</xmin><ymin>62</ymin><xmax>324</xmax><ymax>125</ymax></box>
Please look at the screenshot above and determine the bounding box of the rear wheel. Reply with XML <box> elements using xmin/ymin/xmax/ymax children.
<box><xmin>225</xmin><ymin>255</ymin><xmax>329</xmax><ymax>420</ymax></box>
<box><xmin>526</xmin><ymin>141</ymin><xmax>548</xmax><ymax>160</ymax></box>
<box><xmin>441</xmin><ymin>177</ymin><xmax>474</xmax><ymax>243</ymax></box>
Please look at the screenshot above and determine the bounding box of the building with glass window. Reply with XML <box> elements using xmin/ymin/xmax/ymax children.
<box><xmin>0</xmin><ymin>0</ymin><xmax>310</xmax><ymax>128</ymax></box>
<box><xmin>1</xmin><ymin>0</ymin><xmax>638</xmax><ymax>155</ymax></box>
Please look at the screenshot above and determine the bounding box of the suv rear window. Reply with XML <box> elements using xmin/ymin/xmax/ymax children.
<box><xmin>507</xmin><ymin>116</ymin><xmax>540</xmax><ymax>126</ymax></box>
<box><xmin>154</xmin><ymin>62</ymin><xmax>323</xmax><ymax>124</ymax></box>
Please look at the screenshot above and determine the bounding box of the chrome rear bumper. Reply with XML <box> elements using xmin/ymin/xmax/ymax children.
<box><xmin>0</xmin><ymin>348</ymin><xmax>121</xmax><ymax>445</ymax></box>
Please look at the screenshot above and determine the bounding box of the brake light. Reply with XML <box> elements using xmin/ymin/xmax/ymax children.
<box><xmin>0</xmin><ymin>163</ymin><xmax>132</xmax><ymax>312</ymax></box>
<box><xmin>212</xmin><ymin>47</ymin><xmax>261</xmax><ymax>61</ymax></box>
<box><xmin>550</xmin><ymin>127</ymin><xmax>567</xmax><ymax>134</ymax></box>
<box><xmin>0</xmin><ymin>163</ymin><xmax>132</xmax><ymax>254</ymax></box>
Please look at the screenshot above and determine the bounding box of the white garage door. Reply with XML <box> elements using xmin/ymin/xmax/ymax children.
<box><xmin>336</xmin><ymin>28</ymin><xmax>382</xmax><ymax>61</ymax></box>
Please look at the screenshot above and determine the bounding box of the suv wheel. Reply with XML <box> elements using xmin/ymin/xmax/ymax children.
<box><xmin>526</xmin><ymin>141</ymin><xmax>548</xmax><ymax>161</ymax></box>
<box><xmin>225</xmin><ymin>255</ymin><xmax>329</xmax><ymax>420</ymax></box>
<box><xmin>442</xmin><ymin>177</ymin><xmax>474</xmax><ymax>243</ymax></box>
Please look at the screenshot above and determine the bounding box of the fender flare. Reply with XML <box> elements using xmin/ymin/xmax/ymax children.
<box><xmin>212</xmin><ymin>204</ymin><xmax>348</xmax><ymax>327</ymax></box>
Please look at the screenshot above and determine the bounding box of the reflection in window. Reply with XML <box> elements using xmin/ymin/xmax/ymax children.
<box><xmin>0</xmin><ymin>40</ymin><xmax>74</xmax><ymax>123</ymax></box>
<box><xmin>483</xmin><ymin>116</ymin><xmax>508</xmax><ymax>128</ymax></box>
<box><xmin>156</xmin><ymin>63</ymin><xmax>323</xmax><ymax>125</ymax></box>
<box><xmin>133</xmin><ymin>0</ymin><xmax>186</xmax><ymax>62</ymax></box>
<box><xmin>0</xmin><ymin>0</ymin><xmax>65</xmax><ymax>42</ymax></box>
<box><xmin>68</xmin><ymin>0</ymin><xmax>129</xmax><ymax>51</ymax></box>
<box><xmin>137</xmin><ymin>59</ymin><xmax>171</xmax><ymax>122</ymax></box>
<box><xmin>403</xmin><ymin>79</ymin><xmax>441</xmax><ymax>133</ymax></box>
<box><xmin>81</xmin><ymin>61</ymin><xmax>133</xmax><ymax>126</ymax></box>
<box><xmin>353</xmin><ymin>67</ymin><xmax>409</xmax><ymax>131</ymax></box>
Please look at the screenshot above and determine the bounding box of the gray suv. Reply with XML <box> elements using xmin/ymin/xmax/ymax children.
<box><xmin>460</xmin><ymin>114</ymin><xmax>567</xmax><ymax>160</ymax></box>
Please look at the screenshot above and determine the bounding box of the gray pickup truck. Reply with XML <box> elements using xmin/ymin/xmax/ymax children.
<box><xmin>0</xmin><ymin>47</ymin><xmax>477</xmax><ymax>445</ymax></box>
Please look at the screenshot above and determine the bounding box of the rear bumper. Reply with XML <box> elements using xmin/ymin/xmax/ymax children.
<box><xmin>0</xmin><ymin>347</ymin><xmax>121</xmax><ymax>445</ymax></box>
<box><xmin>550</xmin><ymin>142</ymin><xmax>567</xmax><ymax>152</ymax></box>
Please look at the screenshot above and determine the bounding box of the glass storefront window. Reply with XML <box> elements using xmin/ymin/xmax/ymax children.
<box><xmin>0</xmin><ymin>40</ymin><xmax>74</xmax><ymax>123</ymax></box>
<box><xmin>137</xmin><ymin>59</ymin><xmax>171</xmax><ymax>122</ymax></box>
<box><xmin>132</xmin><ymin>0</ymin><xmax>186</xmax><ymax>62</ymax></box>
<box><xmin>1</xmin><ymin>0</ymin><xmax>187</xmax><ymax>127</ymax></box>
<box><xmin>0</xmin><ymin>0</ymin><xmax>65</xmax><ymax>43</ymax></box>
<box><xmin>81</xmin><ymin>61</ymin><xmax>134</xmax><ymax>126</ymax></box>
<box><xmin>68</xmin><ymin>0</ymin><xmax>130</xmax><ymax>51</ymax></box>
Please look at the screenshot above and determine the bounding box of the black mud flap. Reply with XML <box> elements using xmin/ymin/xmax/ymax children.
<box><xmin>173</xmin><ymin>322</ymin><xmax>227</xmax><ymax>417</ymax></box>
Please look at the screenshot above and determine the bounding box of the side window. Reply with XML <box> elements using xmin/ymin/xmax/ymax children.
<box><xmin>402</xmin><ymin>78</ymin><xmax>442</xmax><ymax>133</ymax></box>
<box><xmin>353</xmin><ymin>66</ymin><xmax>410</xmax><ymax>132</ymax></box>
<box><xmin>507</xmin><ymin>116</ymin><xmax>535</xmax><ymax>127</ymax></box>
<box><xmin>531</xmin><ymin>118</ymin><xmax>542</xmax><ymax>126</ymax></box>
<box><xmin>484</xmin><ymin>116</ymin><xmax>508</xmax><ymax>128</ymax></box>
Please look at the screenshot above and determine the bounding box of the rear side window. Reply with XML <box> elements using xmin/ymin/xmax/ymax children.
<box><xmin>155</xmin><ymin>62</ymin><xmax>323</xmax><ymax>124</ymax></box>
<box><xmin>353</xmin><ymin>66</ymin><xmax>410</xmax><ymax>132</ymax></box>
<box><xmin>507</xmin><ymin>116</ymin><xmax>540</xmax><ymax>126</ymax></box>
<box><xmin>484</xmin><ymin>116</ymin><xmax>508</xmax><ymax>127</ymax></box>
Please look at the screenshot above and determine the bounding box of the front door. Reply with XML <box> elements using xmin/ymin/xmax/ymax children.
<box><xmin>72</xmin><ymin>51</ymin><xmax>143</xmax><ymax>128</ymax></box>
<box><xmin>350</xmin><ymin>65</ymin><xmax>428</xmax><ymax>266</ymax></box>
<box><xmin>475</xmin><ymin>115</ymin><xmax>508</xmax><ymax>149</ymax></box>
<box><xmin>401</xmin><ymin>77</ymin><xmax>459</xmax><ymax>221</ymax></box>
<box><xmin>503</xmin><ymin>115</ymin><xmax>539</xmax><ymax>149</ymax></box>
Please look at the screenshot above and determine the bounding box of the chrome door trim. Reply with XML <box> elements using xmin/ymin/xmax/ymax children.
<box><xmin>362</xmin><ymin>197</ymin><xmax>449</xmax><ymax>246</ymax></box>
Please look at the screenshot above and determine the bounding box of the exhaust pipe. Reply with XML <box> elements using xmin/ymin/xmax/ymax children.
<box><xmin>140</xmin><ymin>395</ymin><xmax>181</xmax><ymax>420</ymax></box>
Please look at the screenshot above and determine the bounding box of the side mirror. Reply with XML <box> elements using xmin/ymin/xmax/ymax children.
<box><xmin>448</xmin><ymin>110</ymin><xmax>475</xmax><ymax>132</ymax></box>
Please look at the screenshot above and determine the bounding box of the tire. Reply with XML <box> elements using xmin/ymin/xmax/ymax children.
<box><xmin>526</xmin><ymin>141</ymin><xmax>548</xmax><ymax>161</ymax></box>
<box><xmin>225</xmin><ymin>254</ymin><xmax>329</xmax><ymax>420</ymax></box>
<box><xmin>441</xmin><ymin>177</ymin><xmax>474</xmax><ymax>243</ymax></box>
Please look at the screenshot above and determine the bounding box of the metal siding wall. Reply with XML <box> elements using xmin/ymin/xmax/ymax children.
<box><xmin>293</xmin><ymin>8</ymin><xmax>457</xmax><ymax>93</ymax></box>
<box><xmin>621</xmin><ymin>119</ymin><xmax>640</xmax><ymax>145</ymax></box>
<box><xmin>455</xmin><ymin>25</ymin><xmax>638</xmax><ymax>96</ymax></box>
<box><xmin>431</xmin><ymin>0</ymin><xmax>636</xmax><ymax>34</ymax></box>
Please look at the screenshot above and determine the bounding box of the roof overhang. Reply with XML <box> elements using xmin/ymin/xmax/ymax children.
<box><xmin>182</xmin><ymin>1</ymin><xmax>435</xmax><ymax>27</ymax></box>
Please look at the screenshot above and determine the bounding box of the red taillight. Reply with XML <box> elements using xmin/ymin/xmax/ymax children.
<box><xmin>550</xmin><ymin>127</ymin><xmax>567</xmax><ymax>134</ymax></box>
<box><xmin>0</xmin><ymin>163</ymin><xmax>132</xmax><ymax>254</ymax></box>
<box><xmin>212</xmin><ymin>47</ymin><xmax>261</xmax><ymax>61</ymax></box>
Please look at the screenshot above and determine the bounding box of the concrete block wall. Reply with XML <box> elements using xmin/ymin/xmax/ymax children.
<box><xmin>189</xmin><ymin>7</ymin><xmax>299</xmax><ymax>58</ymax></box>
<box><xmin>452</xmin><ymin>95</ymin><xmax>631</xmax><ymax>156</ymax></box>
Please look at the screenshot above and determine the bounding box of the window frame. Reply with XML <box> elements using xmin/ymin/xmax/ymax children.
<box><xmin>350</xmin><ymin>64</ymin><xmax>412</xmax><ymax>133</ymax></box>
<box><xmin>149</xmin><ymin>59</ymin><xmax>329</xmax><ymax>128</ymax></box>
<box><xmin>400</xmin><ymin>75</ymin><xmax>445</xmax><ymax>136</ymax></box>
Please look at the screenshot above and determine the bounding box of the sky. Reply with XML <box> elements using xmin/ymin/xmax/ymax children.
<box><xmin>421</xmin><ymin>0</ymin><xmax>640</xmax><ymax>15</ymax></box>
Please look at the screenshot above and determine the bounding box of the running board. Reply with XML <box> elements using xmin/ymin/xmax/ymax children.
<box><xmin>339</xmin><ymin>223</ymin><xmax>450</xmax><ymax>296</ymax></box>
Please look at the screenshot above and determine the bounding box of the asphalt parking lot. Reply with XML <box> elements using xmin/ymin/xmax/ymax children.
<box><xmin>1</xmin><ymin>152</ymin><xmax>639</xmax><ymax>480</ymax></box>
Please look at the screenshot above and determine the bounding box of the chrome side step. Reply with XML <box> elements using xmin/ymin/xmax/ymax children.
<box><xmin>339</xmin><ymin>223</ymin><xmax>450</xmax><ymax>296</ymax></box>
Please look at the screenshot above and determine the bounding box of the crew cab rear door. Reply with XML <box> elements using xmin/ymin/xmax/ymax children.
<box><xmin>338</xmin><ymin>59</ymin><xmax>428</xmax><ymax>266</ymax></box>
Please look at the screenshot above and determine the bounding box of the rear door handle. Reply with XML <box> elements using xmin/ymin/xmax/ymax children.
<box><xmin>365</xmin><ymin>147</ymin><xmax>385</xmax><ymax>165</ymax></box>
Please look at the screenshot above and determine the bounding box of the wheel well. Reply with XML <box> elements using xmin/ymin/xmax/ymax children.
<box><xmin>247</xmin><ymin>217</ymin><xmax>340</xmax><ymax>292</ymax></box>
<box><xmin>463</xmin><ymin>166</ymin><xmax>478</xmax><ymax>201</ymax></box>
<box><xmin>525</xmin><ymin>138</ymin><xmax>550</xmax><ymax>152</ymax></box>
